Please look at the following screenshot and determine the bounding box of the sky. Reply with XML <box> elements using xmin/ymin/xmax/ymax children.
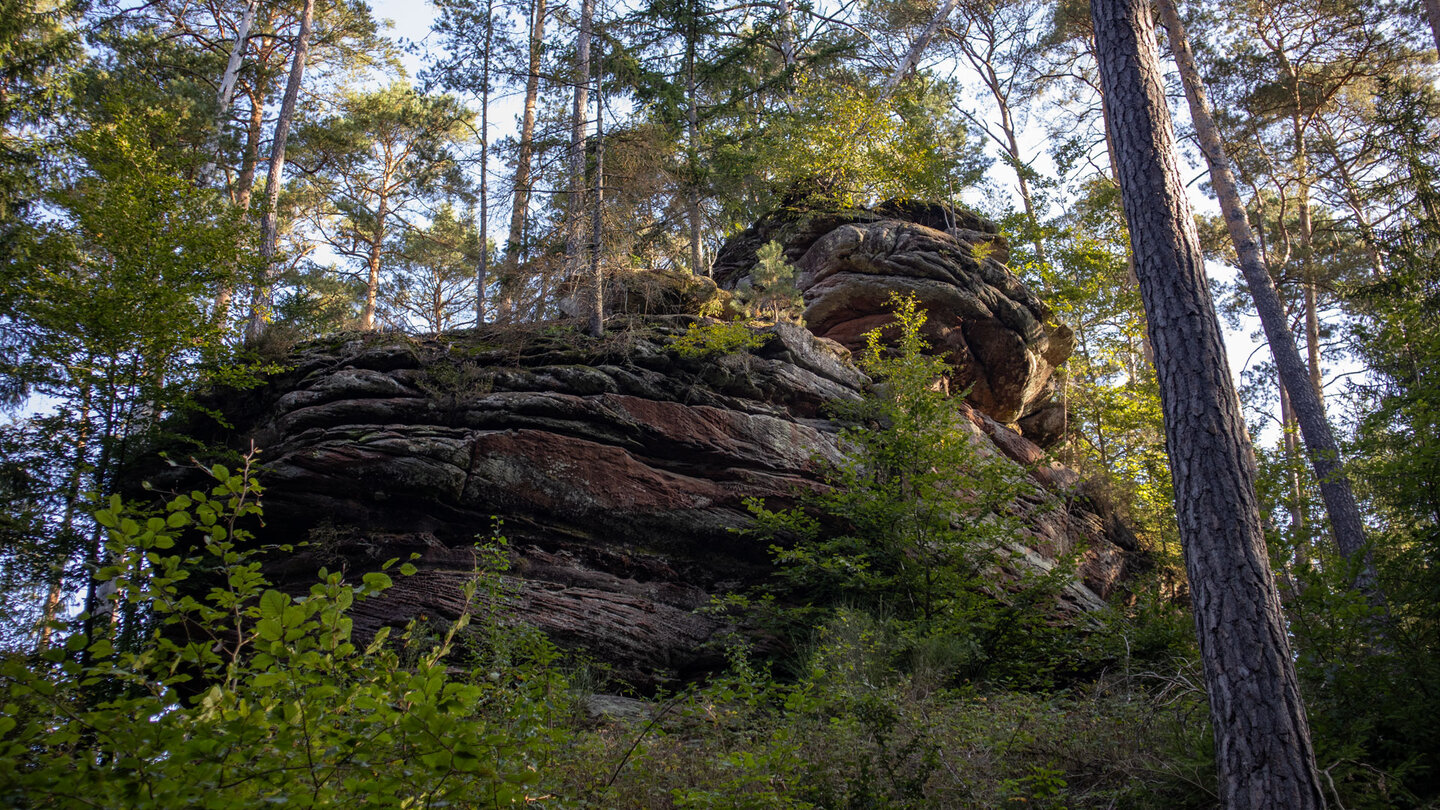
<box><xmin>17</xmin><ymin>0</ymin><xmax>1307</xmax><ymax>447</ymax></box>
<box><xmin>357</xmin><ymin>0</ymin><xmax>1298</xmax><ymax>445</ymax></box>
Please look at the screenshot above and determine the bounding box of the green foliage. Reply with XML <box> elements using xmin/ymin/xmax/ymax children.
<box><xmin>746</xmin><ymin>76</ymin><xmax>984</xmax><ymax>210</ymax></box>
<box><xmin>548</xmin><ymin>617</ymin><xmax>1214</xmax><ymax>809</ymax></box>
<box><xmin>744</xmin><ymin>240</ymin><xmax>802</xmax><ymax>323</ymax></box>
<box><xmin>1030</xmin><ymin>181</ymin><xmax>1175</xmax><ymax>555</ymax></box>
<box><xmin>0</xmin><ymin>458</ymin><xmax>566</xmax><ymax>808</ymax></box>
<box><xmin>672</xmin><ymin>318</ymin><xmax>771</xmax><ymax>359</ymax></box>
<box><xmin>745</xmin><ymin>294</ymin><xmax>1097</xmax><ymax>687</ymax></box>
<box><xmin>390</xmin><ymin>203</ymin><xmax>488</xmax><ymax>332</ymax></box>
<box><xmin>1289</xmin><ymin>75</ymin><xmax>1440</xmax><ymax>809</ymax></box>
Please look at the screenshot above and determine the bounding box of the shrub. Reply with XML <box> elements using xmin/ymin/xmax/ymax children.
<box><xmin>672</xmin><ymin>319</ymin><xmax>771</xmax><ymax>359</ymax></box>
<box><xmin>0</xmin><ymin>455</ymin><xmax>565</xmax><ymax>808</ymax></box>
<box><xmin>744</xmin><ymin>293</ymin><xmax>1092</xmax><ymax>687</ymax></box>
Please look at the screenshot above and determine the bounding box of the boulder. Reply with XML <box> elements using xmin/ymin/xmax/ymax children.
<box><xmin>167</xmin><ymin>313</ymin><xmax>1139</xmax><ymax>689</ymax></box>
<box><xmin>713</xmin><ymin>200</ymin><xmax>1072</xmax><ymax>444</ymax></box>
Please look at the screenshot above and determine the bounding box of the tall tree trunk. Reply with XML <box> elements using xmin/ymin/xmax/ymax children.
<box><xmin>1279</xmin><ymin>378</ymin><xmax>1307</xmax><ymax>549</ymax></box>
<box><xmin>956</xmin><ymin>36</ymin><xmax>1047</xmax><ymax>264</ymax></box>
<box><xmin>213</xmin><ymin>39</ymin><xmax>269</xmax><ymax>321</ymax></box>
<box><xmin>234</xmin><ymin>82</ymin><xmax>266</xmax><ymax>213</ymax></box>
<box><xmin>1094</xmin><ymin>87</ymin><xmax>1155</xmax><ymax>366</ymax></box>
<box><xmin>588</xmin><ymin>30</ymin><xmax>606</xmax><ymax>337</ymax></box>
<box><xmin>362</xmin><ymin>190</ymin><xmax>390</xmax><ymax>330</ymax></box>
<box><xmin>198</xmin><ymin>0</ymin><xmax>259</xmax><ymax>188</ymax></box>
<box><xmin>1323</xmin><ymin>144</ymin><xmax>1387</xmax><ymax>278</ymax></box>
<box><xmin>775</xmin><ymin>0</ymin><xmax>798</xmax><ymax>110</ymax></box>
<box><xmin>1425</xmin><ymin>0</ymin><xmax>1440</xmax><ymax>54</ymax></box>
<box><xmin>1156</xmin><ymin>0</ymin><xmax>1379</xmax><ymax>595</ymax></box>
<box><xmin>686</xmin><ymin>8</ymin><xmax>704</xmax><ymax>277</ymax></box>
<box><xmin>1275</xmin><ymin>56</ymin><xmax>1326</xmax><ymax>410</ymax></box>
<box><xmin>500</xmin><ymin>0</ymin><xmax>546</xmax><ymax>321</ymax></box>
<box><xmin>777</xmin><ymin>0</ymin><xmax>796</xmax><ymax>67</ymax></box>
<box><xmin>1090</xmin><ymin>0</ymin><xmax>1326</xmax><ymax>805</ymax></box>
<box><xmin>247</xmin><ymin>0</ymin><xmax>316</xmax><ymax>342</ymax></box>
<box><xmin>1297</xmin><ymin>170</ymin><xmax>1324</xmax><ymax>407</ymax></box>
<box><xmin>477</xmin><ymin>0</ymin><xmax>494</xmax><ymax>326</ymax></box>
<box><xmin>38</xmin><ymin>387</ymin><xmax>93</xmax><ymax>652</ymax></box>
<box><xmin>880</xmin><ymin>0</ymin><xmax>960</xmax><ymax>97</ymax></box>
<box><xmin>565</xmin><ymin>0</ymin><xmax>593</xmax><ymax>285</ymax></box>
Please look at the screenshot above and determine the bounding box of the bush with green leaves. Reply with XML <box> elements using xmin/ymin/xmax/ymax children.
<box><xmin>671</xmin><ymin>318</ymin><xmax>771</xmax><ymax>360</ymax></box>
<box><xmin>745</xmin><ymin>293</ymin><xmax>1096</xmax><ymax>687</ymax></box>
<box><xmin>0</xmin><ymin>456</ymin><xmax>565</xmax><ymax>808</ymax></box>
<box><xmin>543</xmin><ymin>610</ymin><xmax>1215</xmax><ymax>809</ymax></box>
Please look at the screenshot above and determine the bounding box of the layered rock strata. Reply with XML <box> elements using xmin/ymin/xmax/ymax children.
<box><xmin>714</xmin><ymin>200</ymin><xmax>1072</xmax><ymax>446</ymax></box>
<box><xmin>165</xmin><ymin>202</ymin><xmax>1139</xmax><ymax>688</ymax></box>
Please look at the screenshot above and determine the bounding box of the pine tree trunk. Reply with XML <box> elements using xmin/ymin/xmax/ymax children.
<box><xmin>248</xmin><ymin>0</ymin><xmax>316</xmax><ymax>342</ymax></box>
<box><xmin>880</xmin><ymin>0</ymin><xmax>960</xmax><ymax>97</ymax></box>
<box><xmin>477</xmin><ymin>0</ymin><xmax>494</xmax><ymax>327</ymax></box>
<box><xmin>198</xmin><ymin>0</ymin><xmax>258</xmax><ymax>188</ymax></box>
<box><xmin>996</xmin><ymin>90</ymin><xmax>1045</xmax><ymax>264</ymax></box>
<box><xmin>776</xmin><ymin>0</ymin><xmax>798</xmax><ymax>110</ymax></box>
<box><xmin>500</xmin><ymin>0</ymin><xmax>546</xmax><ymax>321</ymax></box>
<box><xmin>565</xmin><ymin>0</ymin><xmax>593</xmax><ymax>285</ymax></box>
<box><xmin>213</xmin><ymin>41</ymin><xmax>268</xmax><ymax>321</ymax></box>
<box><xmin>686</xmin><ymin>15</ymin><xmax>703</xmax><ymax>277</ymax></box>
<box><xmin>588</xmin><ymin>32</ymin><xmax>605</xmax><ymax>337</ymax></box>
<box><xmin>958</xmin><ymin>35</ymin><xmax>1047</xmax><ymax>264</ymax></box>
<box><xmin>235</xmin><ymin>82</ymin><xmax>266</xmax><ymax>212</ymax></box>
<box><xmin>1426</xmin><ymin>0</ymin><xmax>1440</xmax><ymax>54</ymax></box>
<box><xmin>362</xmin><ymin>190</ymin><xmax>389</xmax><ymax>331</ymax></box>
<box><xmin>1279</xmin><ymin>378</ymin><xmax>1306</xmax><ymax>548</ymax></box>
<box><xmin>1156</xmin><ymin>0</ymin><xmax>1379</xmax><ymax>595</ymax></box>
<box><xmin>1090</xmin><ymin>0</ymin><xmax>1326</xmax><ymax>805</ymax></box>
<box><xmin>1324</xmin><ymin>145</ymin><xmax>1387</xmax><ymax>278</ymax></box>
<box><xmin>38</xmin><ymin>388</ymin><xmax>92</xmax><ymax>652</ymax></box>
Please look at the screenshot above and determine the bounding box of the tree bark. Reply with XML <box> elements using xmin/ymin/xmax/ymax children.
<box><xmin>235</xmin><ymin>81</ymin><xmax>267</xmax><ymax>213</ymax></box>
<box><xmin>1426</xmin><ymin>0</ymin><xmax>1440</xmax><ymax>55</ymax></box>
<box><xmin>477</xmin><ymin>0</ymin><xmax>495</xmax><ymax>327</ymax></box>
<box><xmin>1156</xmin><ymin>0</ymin><xmax>1379</xmax><ymax>594</ymax></box>
<box><xmin>1279</xmin><ymin>377</ymin><xmax>1306</xmax><ymax>547</ymax></box>
<box><xmin>775</xmin><ymin>0</ymin><xmax>798</xmax><ymax>111</ymax></box>
<box><xmin>588</xmin><ymin>30</ymin><xmax>605</xmax><ymax>337</ymax></box>
<box><xmin>1317</xmin><ymin>131</ymin><xmax>1387</xmax><ymax>278</ymax></box>
<box><xmin>248</xmin><ymin>0</ymin><xmax>316</xmax><ymax>342</ymax></box>
<box><xmin>198</xmin><ymin>0</ymin><xmax>258</xmax><ymax>189</ymax></box>
<box><xmin>500</xmin><ymin>0</ymin><xmax>546</xmax><ymax>321</ymax></box>
<box><xmin>564</xmin><ymin>0</ymin><xmax>593</xmax><ymax>285</ymax></box>
<box><xmin>686</xmin><ymin>6</ymin><xmax>704</xmax><ymax>277</ymax></box>
<box><xmin>361</xmin><ymin>189</ymin><xmax>389</xmax><ymax>330</ymax></box>
<box><xmin>1090</xmin><ymin>0</ymin><xmax>1326</xmax><ymax>805</ymax></box>
<box><xmin>969</xmin><ymin>46</ymin><xmax>1046</xmax><ymax>264</ymax></box>
<box><xmin>880</xmin><ymin>0</ymin><xmax>960</xmax><ymax>98</ymax></box>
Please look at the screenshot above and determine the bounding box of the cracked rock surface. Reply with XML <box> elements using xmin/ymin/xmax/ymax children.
<box><xmin>713</xmin><ymin>199</ymin><xmax>1073</xmax><ymax>445</ymax></box>
<box><xmin>163</xmin><ymin>204</ymin><xmax>1139</xmax><ymax>689</ymax></box>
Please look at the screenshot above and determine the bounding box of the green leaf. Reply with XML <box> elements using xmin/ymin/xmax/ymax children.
<box><xmin>260</xmin><ymin>589</ymin><xmax>289</xmax><ymax>617</ymax></box>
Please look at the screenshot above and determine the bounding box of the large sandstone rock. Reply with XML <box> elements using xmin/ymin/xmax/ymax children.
<box><xmin>713</xmin><ymin>200</ymin><xmax>1073</xmax><ymax>446</ymax></box>
<box><xmin>168</xmin><ymin>312</ymin><xmax>1139</xmax><ymax>689</ymax></box>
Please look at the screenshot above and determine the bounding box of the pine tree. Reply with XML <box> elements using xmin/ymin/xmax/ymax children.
<box><xmin>1090</xmin><ymin>0</ymin><xmax>1325</xmax><ymax>802</ymax></box>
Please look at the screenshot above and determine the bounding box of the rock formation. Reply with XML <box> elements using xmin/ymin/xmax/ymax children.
<box><xmin>171</xmin><ymin>202</ymin><xmax>1140</xmax><ymax>689</ymax></box>
<box><xmin>714</xmin><ymin>200</ymin><xmax>1072</xmax><ymax>446</ymax></box>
